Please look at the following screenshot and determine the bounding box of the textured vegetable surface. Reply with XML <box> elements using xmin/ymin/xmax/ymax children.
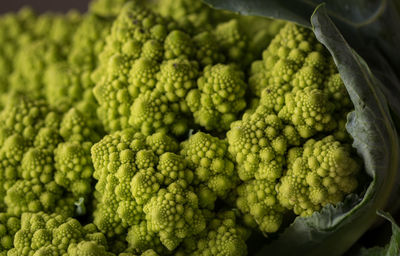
<box><xmin>0</xmin><ymin>0</ymin><xmax>399</xmax><ymax>255</ymax></box>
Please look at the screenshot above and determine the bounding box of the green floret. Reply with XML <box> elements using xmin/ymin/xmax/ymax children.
<box><xmin>236</xmin><ymin>179</ymin><xmax>285</xmax><ymax>233</ymax></box>
<box><xmin>0</xmin><ymin>9</ymin><xmax>34</xmax><ymax>94</ymax></box>
<box><xmin>92</xmin><ymin>130</ymin><xmax>200</xmax><ymax>253</ymax></box>
<box><xmin>91</xmin><ymin>130</ymin><xmax>184</xmax><ymax>238</ymax></box>
<box><xmin>68</xmin><ymin>241</ymin><xmax>114</xmax><ymax>256</ymax></box>
<box><xmin>278</xmin><ymin>87</ymin><xmax>336</xmax><ymax>138</ymax></box>
<box><xmin>239</xmin><ymin>17</ymin><xmax>286</xmax><ymax>58</ymax></box>
<box><xmin>249</xmin><ymin>23</ymin><xmax>339</xmax><ymax>98</ymax></box>
<box><xmin>156</xmin><ymin>58</ymin><xmax>199</xmax><ymax>102</ymax></box>
<box><xmin>44</xmin><ymin>62</ymin><xmax>98</xmax><ymax>120</ymax></box>
<box><xmin>155</xmin><ymin>0</ymin><xmax>218</xmax><ymax>32</ymax></box>
<box><xmin>44</xmin><ymin>63</ymin><xmax>87</xmax><ymax>111</ymax></box>
<box><xmin>5</xmin><ymin>179</ymin><xmax>75</xmax><ymax>217</ymax></box>
<box><xmin>213</xmin><ymin>19</ymin><xmax>253</xmax><ymax>67</ymax></box>
<box><xmin>226</xmin><ymin>105</ymin><xmax>301</xmax><ymax>233</ymax></box>
<box><xmin>227</xmin><ymin>105</ymin><xmax>300</xmax><ymax>181</ymax></box>
<box><xmin>125</xmin><ymin>221</ymin><xmax>166</xmax><ymax>255</ymax></box>
<box><xmin>0</xmin><ymin>94</ymin><xmax>51</xmax><ymax>143</ymax></box>
<box><xmin>0</xmin><ymin>95</ymin><xmax>54</xmax><ymax>211</ymax></box>
<box><xmin>93</xmin><ymin>1</ymin><xmax>259</xmax><ymax>137</ymax></box>
<box><xmin>8</xmin><ymin>212</ymin><xmax>111</xmax><ymax>256</ymax></box>
<box><xmin>0</xmin><ymin>94</ymin><xmax>100</xmax><ymax>215</ymax></box>
<box><xmin>44</xmin><ymin>13</ymin><xmax>111</xmax><ymax>119</ymax></box>
<box><xmin>20</xmin><ymin>148</ymin><xmax>54</xmax><ymax>182</ymax></box>
<box><xmin>164</xmin><ymin>30</ymin><xmax>195</xmax><ymax>59</ymax></box>
<box><xmin>186</xmin><ymin>64</ymin><xmax>247</xmax><ymax>131</ymax></box>
<box><xmin>157</xmin><ymin>152</ymin><xmax>194</xmax><ymax>186</ymax></box>
<box><xmin>9</xmin><ymin>39</ymin><xmax>64</xmax><ymax>97</ymax></box>
<box><xmin>248</xmin><ymin>22</ymin><xmax>353</xmax><ymax>140</ymax></box>
<box><xmin>143</xmin><ymin>180</ymin><xmax>206</xmax><ymax>251</ymax></box>
<box><xmin>7</xmin><ymin>11</ymin><xmax>81</xmax><ymax>98</ymax></box>
<box><xmin>92</xmin><ymin>1</ymin><xmax>175</xmax><ymax>132</ymax></box>
<box><xmin>145</xmin><ymin>132</ymin><xmax>179</xmax><ymax>154</ymax></box>
<box><xmin>59</xmin><ymin>108</ymin><xmax>102</xmax><ymax>143</ymax></box>
<box><xmin>180</xmin><ymin>132</ymin><xmax>238</xmax><ymax>208</ymax></box>
<box><xmin>0</xmin><ymin>213</ymin><xmax>20</xmax><ymax>255</ymax></box>
<box><xmin>129</xmin><ymin>90</ymin><xmax>190</xmax><ymax>136</ymax></box>
<box><xmin>0</xmin><ymin>9</ymin><xmax>81</xmax><ymax>97</ymax></box>
<box><xmin>54</xmin><ymin>141</ymin><xmax>94</xmax><ymax>197</ymax></box>
<box><xmin>92</xmin><ymin>130</ymin><xmax>202</xmax><ymax>253</ymax></box>
<box><xmin>92</xmin><ymin>1</ymin><xmax>238</xmax><ymax>135</ymax></box>
<box><xmin>32</xmin><ymin>11</ymin><xmax>81</xmax><ymax>45</ymax></box>
<box><xmin>277</xmin><ymin>136</ymin><xmax>360</xmax><ymax>216</ymax></box>
<box><xmin>120</xmin><ymin>248</ymin><xmax>160</xmax><ymax>256</ymax></box>
<box><xmin>192</xmin><ymin>31</ymin><xmax>226</xmax><ymax>66</ymax></box>
<box><xmin>323</xmin><ymin>73</ymin><xmax>353</xmax><ymax>111</ymax></box>
<box><xmin>188</xmin><ymin>211</ymin><xmax>249</xmax><ymax>256</ymax></box>
<box><xmin>128</xmin><ymin>57</ymin><xmax>160</xmax><ymax>97</ymax></box>
<box><xmin>68</xmin><ymin>14</ymin><xmax>111</xmax><ymax>70</ymax></box>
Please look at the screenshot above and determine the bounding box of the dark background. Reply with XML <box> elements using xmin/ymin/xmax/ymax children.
<box><xmin>0</xmin><ymin>0</ymin><xmax>91</xmax><ymax>14</ymax></box>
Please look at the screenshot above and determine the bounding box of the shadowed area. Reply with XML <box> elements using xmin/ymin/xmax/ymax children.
<box><xmin>0</xmin><ymin>0</ymin><xmax>90</xmax><ymax>13</ymax></box>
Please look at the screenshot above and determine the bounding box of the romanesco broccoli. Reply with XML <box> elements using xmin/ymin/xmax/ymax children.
<box><xmin>0</xmin><ymin>1</ymin><xmax>364</xmax><ymax>255</ymax></box>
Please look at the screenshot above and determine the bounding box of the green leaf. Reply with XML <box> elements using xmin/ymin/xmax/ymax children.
<box><xmin>203</xmin><ymin>0</ymin><xmax>386</xmax><ymax>27</ymax></box>
<box><xmin>358</xmin><ymin>211</ymin><xmax>400</xmax><ymax>256</ymax></box>
<box><xmin>217</xmin><ymin>4</ymin><xmax>400</xmax><ymax>256</ymax></box>
<box><xmin>202</xmin><ymin>0</ymin><xmax>312</xmax><ymax>27</ymax></box>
